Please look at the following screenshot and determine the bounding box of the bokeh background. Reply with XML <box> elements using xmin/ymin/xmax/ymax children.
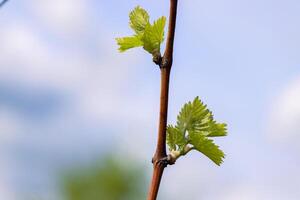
<box><xmin>1</xmin><ymin>0</ymin><xmax>300</xmax><ymax>199</ymax></box>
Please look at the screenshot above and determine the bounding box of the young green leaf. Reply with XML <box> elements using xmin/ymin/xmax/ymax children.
<box><xmin>176</xmin><ymin>97</ymin><xmax>211</xmax><ymax>133</ymax></box>
<box><xmin>166</xmin><ymin>125</ymin><xmax>186</xmax><ymax>152</ymax></box>
<box><xmin>116</xmin><ymin>35</ymin><xmax>143</xmax><ymax>52</ymax></box>
<box><xmin>189</xmin><ymin>131</ymin><xmax>225</xmax><ymax>166</ymax></box>
<box><xmin>176</xmin><ymin>97</ymin><xmax>227</xmax><ymax>136</ymax></box>
<box><xmin>142</xmin><ymin>16</ymin><xmax>166</xmax><ymax>54</ymax></box>
<box><xmin>116</xmin><ymin>6</ymin><xmax>166</xmax><ymax>57</ymax></box>
<box><xmin>129</xmin><ymin>6</ymin><xmax>150</xmax><ymax>34</ymax></box>
<box><xmin>206</xmin><ymin>122</ymin><xmax>227</xmax><ymax>137</ymax></box>
<box><xmin>166</xmin><ymin>97</ymin><xmax>227</xmax><ymax>166</ymax></box>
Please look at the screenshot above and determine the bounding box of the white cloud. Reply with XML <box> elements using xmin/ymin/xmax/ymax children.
<box><xmin>0</xmin><ymin>23</ymin><xmax>47</xmax><ymax>68</ymax></box>
<box><xmin>0</xmin><ymin>22</ymin><xmax>81</xmax><ymax>89</ymax></box>
<box><xmin>267</xmin><ymin>77</ymin><xmax>300</xmax><ymax>143</ymax></box>
<box><xmin>29</xmin><ymin>0</ymin><xmax>89</xmax><ymax>35</ymax></box>
<box><xmin>0</xmin><ymin>1</ymin><xmax>155</xmax><ymax>151</ymax></box>
<box><xmin>0</xmin><ymin>0</ymin><xmax>157</xmax><ymax>127</ymax></box>
<box><xmin>0</xmin><ymin>18</ymin><xmax>140</xmax><ymax>92</ymax></box>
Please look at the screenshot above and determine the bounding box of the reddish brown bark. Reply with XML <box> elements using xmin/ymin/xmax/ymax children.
<box><xmin>147</xmin><ymin>1</ymin><xmax>178</xmax><ymax>200</ymax></box>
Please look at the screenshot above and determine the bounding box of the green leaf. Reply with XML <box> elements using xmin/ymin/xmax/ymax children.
<box><xmin>166</xmin><ymin>97</ymin><xmax>227</xmax><ymax>166</ymax></box>
<box><xmin>116</xmin><ymin>6</ymin><xmax>166</xmax><ymax>56</ymax></box>
<box><xmin>151</xmin><ymin>16</ymin><xmax>167</xmax><ymax>45</ymax></box>
<box><xmin>129</xmin><ymin>6</ymin><xmax>150</xmax><ymax>34</ymax></box>
<box><xmin>141</xmin><ymin>16</ymin><xmax>166</xmax><ymax>54</ymax></box>
<box><xmin>207</xmin><ymin>122</ymin><xmax>227</xmax><ymax>137</ymax></box>
<box><xmin>176</xmin><ymin>97</ymin><xmax>227</xmax><ymax>137</ymax></box>
<box><xmin>176</xmin><ymin>97</ymin><xmax>211</xmax><ymax>133</ymax></box>
<box><xmin>166</xmin><ymin>125</ymin><xmax>186</xmax><ymax>151</ymax></box>
<box><xmin>116</xmin><ymin>36</ymin><xmax>143</xmax><ymax>52</ymax></box>
<box><xmin>189</xmin><ymin>131</ymin><xmax>225</xmax><ymax>166</ymax></box>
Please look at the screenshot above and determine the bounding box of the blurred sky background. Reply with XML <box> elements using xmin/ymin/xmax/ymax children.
<box><xmin>1</xmin><ymin>0</ymin><xmax>300</xmax><ymax>199</ymax></box>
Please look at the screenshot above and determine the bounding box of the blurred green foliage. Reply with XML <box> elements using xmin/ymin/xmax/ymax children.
<box><xmin>62</xmin><ymin>156</ymin><xmax>147</xmax><ymax>200</ymax></box>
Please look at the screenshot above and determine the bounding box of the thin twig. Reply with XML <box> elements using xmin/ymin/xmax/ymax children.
<box><xmin>147</xmin><ymin>1</ymin><xmax>178</xmax><ymax>200</ymax></box>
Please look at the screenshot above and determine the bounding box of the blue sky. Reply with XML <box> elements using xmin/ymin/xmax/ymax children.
<box><xmin>1</xmin><ymin>0</ymin><xmax>300</xmax><ymax>199</ymax></box>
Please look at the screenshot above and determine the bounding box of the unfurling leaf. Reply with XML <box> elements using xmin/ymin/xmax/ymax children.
<box><xmin>116</xmin><ymin>35</ymin><xmax>143</xmax><ymax>52</ymax></box>
<box><xmin>166</xmin><ymin>97</ymin><xmax>227</xmax><ymax>166</ymax></box>
<box><xmin>142</xmin><ymin>16</ymin><xmax>166</xmax><ymax>54</ymax></box>
<box><xmin>129</xmin><ymin>6</ymin><xmax>149</xmax><ymax>34</ymax></box>
<box><xmin>116</xmin><ymin>6</ymin><xmax>166</xmax><ymax>56</ymax></box>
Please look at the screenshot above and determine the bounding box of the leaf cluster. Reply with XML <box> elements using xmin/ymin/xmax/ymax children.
<box><xmin>116</xmin><ymin>6</ymin><xmax>166</xmax><ymax>56</ymax></box>
<box><xmin>167</xmin><ymin>97</ymin><xmax>227</xmax><ymax>166</ymax></box>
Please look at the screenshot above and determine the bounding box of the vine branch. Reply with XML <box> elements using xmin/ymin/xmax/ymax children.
<box><xmin>147</xmin><ymin>0</ymin><xmax>178</xmax><ymax>200</ymax></box>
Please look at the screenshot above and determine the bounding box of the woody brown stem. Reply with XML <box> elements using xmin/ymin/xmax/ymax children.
<box><xmin>147</xmin><ymin>0</ymin><xmax>178</xmax><ymax>200</ymax></box>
